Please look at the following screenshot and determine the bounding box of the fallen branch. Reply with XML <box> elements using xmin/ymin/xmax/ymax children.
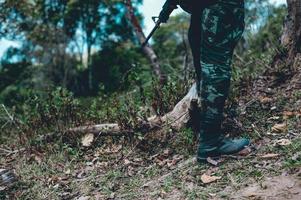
<box><xmin>70</xmin><ymin>124</ymin><xmax>122</xmax><ymax>135</ymax></box>
<box><xmin>0</xmin><ymin>148</ymin><xmax>25</xmax><ymax>156</ymax></box>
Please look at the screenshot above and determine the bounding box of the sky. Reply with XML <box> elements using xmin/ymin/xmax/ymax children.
<box><xmin>0</xmin><ymin>0</ymin><xmax>287</xmax><ymax>59</ymax></box>
<box><xmin>141</xmin><ymin>0</ymin><xmax>287</xmax><ymax>34</ymax></box>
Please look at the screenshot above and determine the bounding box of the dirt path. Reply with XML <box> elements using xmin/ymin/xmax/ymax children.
<box><xmin>230</xmin><ymin>175</ymin><xmax>301</xmax><ymax>200</ymax></box>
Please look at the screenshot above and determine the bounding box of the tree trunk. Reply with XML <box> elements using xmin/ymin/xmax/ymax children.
<box><xmin>87</xmin><ymin>41</ymin><xmax>93</xmax><ymax>91</ymax></box>
<box><xmin>275</xmin><ymin>0</ymin><xmax>301</xmax><ymax>70</ymax></box>
<box><xmin>272</xmin><ymin>0</ymin><xmax>301</xmax><ymax>90</ymax></box>
<box><xmin>124</xmin><ymin>0</ymin><xmax>166</xmax><ymax>83</ymax></box>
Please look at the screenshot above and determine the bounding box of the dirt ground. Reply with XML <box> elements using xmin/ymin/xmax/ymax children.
<box><xmin>230</xmin><ymin>175</ymin><xmax>301</xmax><ymax>200</ymax></box>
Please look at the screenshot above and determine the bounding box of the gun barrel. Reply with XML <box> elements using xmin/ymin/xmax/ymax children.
<box><xmin>142</xmin><ymin>21</ymin><xmax>161</xmax><ymax>47</ymax></box>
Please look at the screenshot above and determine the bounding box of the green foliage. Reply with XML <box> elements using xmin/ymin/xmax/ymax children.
<box><xmin>0</xmin><ymin>87</ymin><xmax>83</xmax><ymax>145</ymax></box>
<box><xmin>0</xmin><ymin>0</ymin><xmax>144</xmax><ymax>96</ymax></box>
<box><xmin>153</xmin><ymin>13</ymin><xmax>190</xmax><ymax>62</ymax></box>
<box><xmin>153</xmin><ymin>13</ymin><xmax>193</xmax><ymax>78</ymax></box>
<box><xmin>244</xmin><ymin>0</ymin><xmax>273</xmax><ymax>32</ymax></box>
<box><xmin>249</xmin><ymin>5</ymin><xmax>286</xmax><ymax>54</ymax></box>
<box><xmin>91</xmin><ymin>41</ymin><xmax>147</xmax><ymax>93</ymax></box>
<box><xmin>0</xmin><ymin>48</ymin><xmax>32</xmax><ymax>107</ymax></box>
<box><xmin>283</xmin><ymin>139</ymin><xmax>301</xmax><ymax>168</ymax></box>
<box><xmin>147</xmin><ymin>79</ymin><xmax>187</xmax><ymax>116</ymax></box>
<box><xmin>180</xmin><ymin>128</ymin><xmax>195</xmax><ymax>150</ymax></box>
<box><xmin>231</xmin><ymin>5</ymin><xmax>287</xmax><ymax>97</ymax></box>
<box><xmin>115</xmin><ymin>94</ymin><xmax>146</xmax><ymax>130</ymax></box>
<box><xmin>22</xmin><ymin>88</ymin><xmax>81</xmax><ymax>136</ymax></box>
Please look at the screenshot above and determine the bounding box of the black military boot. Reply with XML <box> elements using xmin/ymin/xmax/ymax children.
<box><xmin>197</xmin><ymin>120</ymin><xmax>250</xmax><ymax>163</ymax></box>
<box><xmin>197</xmin><ymin>136</ymin><xmax>250</xmax><ymax>163</ymax></box>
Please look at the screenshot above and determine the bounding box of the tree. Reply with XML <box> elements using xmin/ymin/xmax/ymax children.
<box><xmin>65</xmin><ymin>0</ymin><xmax>103</xmax><ymax>90</ymax></box>
<box><xmin>0</xmin><ymin>0</ymin><xmax>143</xmax><ymax>95</ymax></box>
<box><xmin>124</xmin><ymin>0</ymin><xmax>165</xmax><ymax>83</ymax></box>
<box><xmin>275</xmin><ymin>0</ymin><xmax>301</xmax><ymax>69</ymax></box>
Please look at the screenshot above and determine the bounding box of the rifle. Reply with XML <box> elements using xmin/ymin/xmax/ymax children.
<box><xmin>141</xmin><ymin>0</ymin><xmax>194</xmax><ymax>47</ymax></box>
<box><xmin>142</xmin><ymin>17</ymin><xmax>162</xmax><ymax>47</ymax></box>
<box><xmin>142</xmin><ymin>3</ymin><xmax>177</xmax><ymax>47</ymax></box>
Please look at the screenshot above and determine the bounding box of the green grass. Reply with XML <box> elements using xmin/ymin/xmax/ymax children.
<box><xmin>282</xmin><ymin>138</ymin><xmax>301</xmax><ymax>168</ymax></box>
<box><xmin>144</xmin><ymin>165</ymin><xmax>160</xmax><ymax>178</ymax></box>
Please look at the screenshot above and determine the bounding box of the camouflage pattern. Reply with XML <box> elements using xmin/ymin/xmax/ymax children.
<box><xmin>198</xmin><ymin>0</ymin><xmax>245</xmax><ymax>146</ymax></box>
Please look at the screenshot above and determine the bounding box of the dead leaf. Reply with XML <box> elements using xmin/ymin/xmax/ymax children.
<box><xmin>127</xmin><ymin>165</ymin><xmax>136</xmax><ymax>176</ymax></box>
<box><xmin>81</xmin><ymin>133</ymin><xmax>94</xmax><ymax>147</ymax></box>
<box><xmin>283</xmin><ymin>111</ymin><xmax>294</xmax><ymax>119</ymax></box>
<box><xmin>259</xmin><ymin>153</ymin><xmax>280</xmax><ymax>159</ymax></box>
<box><xmin>271</xmin><ymin>123</ymin><xmax>287</xmax><ymax>133</ymax></box>
<box><xmin>100</xmin><ymin>144</ymin><xmax>122</xmax><ymax>154</ymax></box>
<box><xmin>34</xmin><ymin>154</ymin><xmax>42</xmax><ymax>164</ymax></box>
<box><xmin>276</xmin><ymin>139</ymin><xmax>292</xmax><ymax>146</ymax></box>
<box><xmin>260</xmin><ymin>97</ymin><xmax>273</xmax><ymax>104</ymax></box>
<box><xmin>64</xmin><ymin>169</ymin><xmax>71</xmax><ymax>175</ymax></box>
<box><xmin>238</xmin><ymin>147</ymin><xmax>252</xmax><ymax>156</ymax></box>
<box><xmin>201</xmin><ymin>174</ymin><xmax>221</xmax><ymax>184</ymax></box>
<box><xmin>157</xmin><ymin>159</ymin><xmax>167</xmax><ymax>167</ymax></box>
<box><xmin>163</xmin><ymin>149</ymin><xmax>172</xmax><ymax>157</ymax></box>
<box><xmin>109</xmin><ymin>144</ymin><xmax>122</xmax><ymax>153</ymax></box>
<box><xmin>47</xmin><ymin>175</ymin><xmax>62</xmax><ymax>185</ymax></box>
<box><xmin>124</xmin><ymin>159</ymin><xmax>131</xmax><ymax>166</ymax></box>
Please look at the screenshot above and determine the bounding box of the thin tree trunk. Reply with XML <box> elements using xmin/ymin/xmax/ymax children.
<box><xmin>87</xmin><ymin>42</ymin><xmax>93</xmax><ymax>91</ymax></box>
<box><xmin>124</xmin><ymin>0</ymin><xmax>166</xmax><ymax>83</ymax></box>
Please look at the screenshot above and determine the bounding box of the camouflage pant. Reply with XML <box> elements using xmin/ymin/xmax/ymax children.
<box><xmin>198</xmin><ymin>1</ymin><xmax>245</xmax><ymax>143</ymax></box>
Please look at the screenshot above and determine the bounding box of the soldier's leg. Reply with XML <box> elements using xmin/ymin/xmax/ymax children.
<box><xmin>197</xmin><ymin>1</ymin><xmax>249</xmax><ymax>161</ymax></box>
